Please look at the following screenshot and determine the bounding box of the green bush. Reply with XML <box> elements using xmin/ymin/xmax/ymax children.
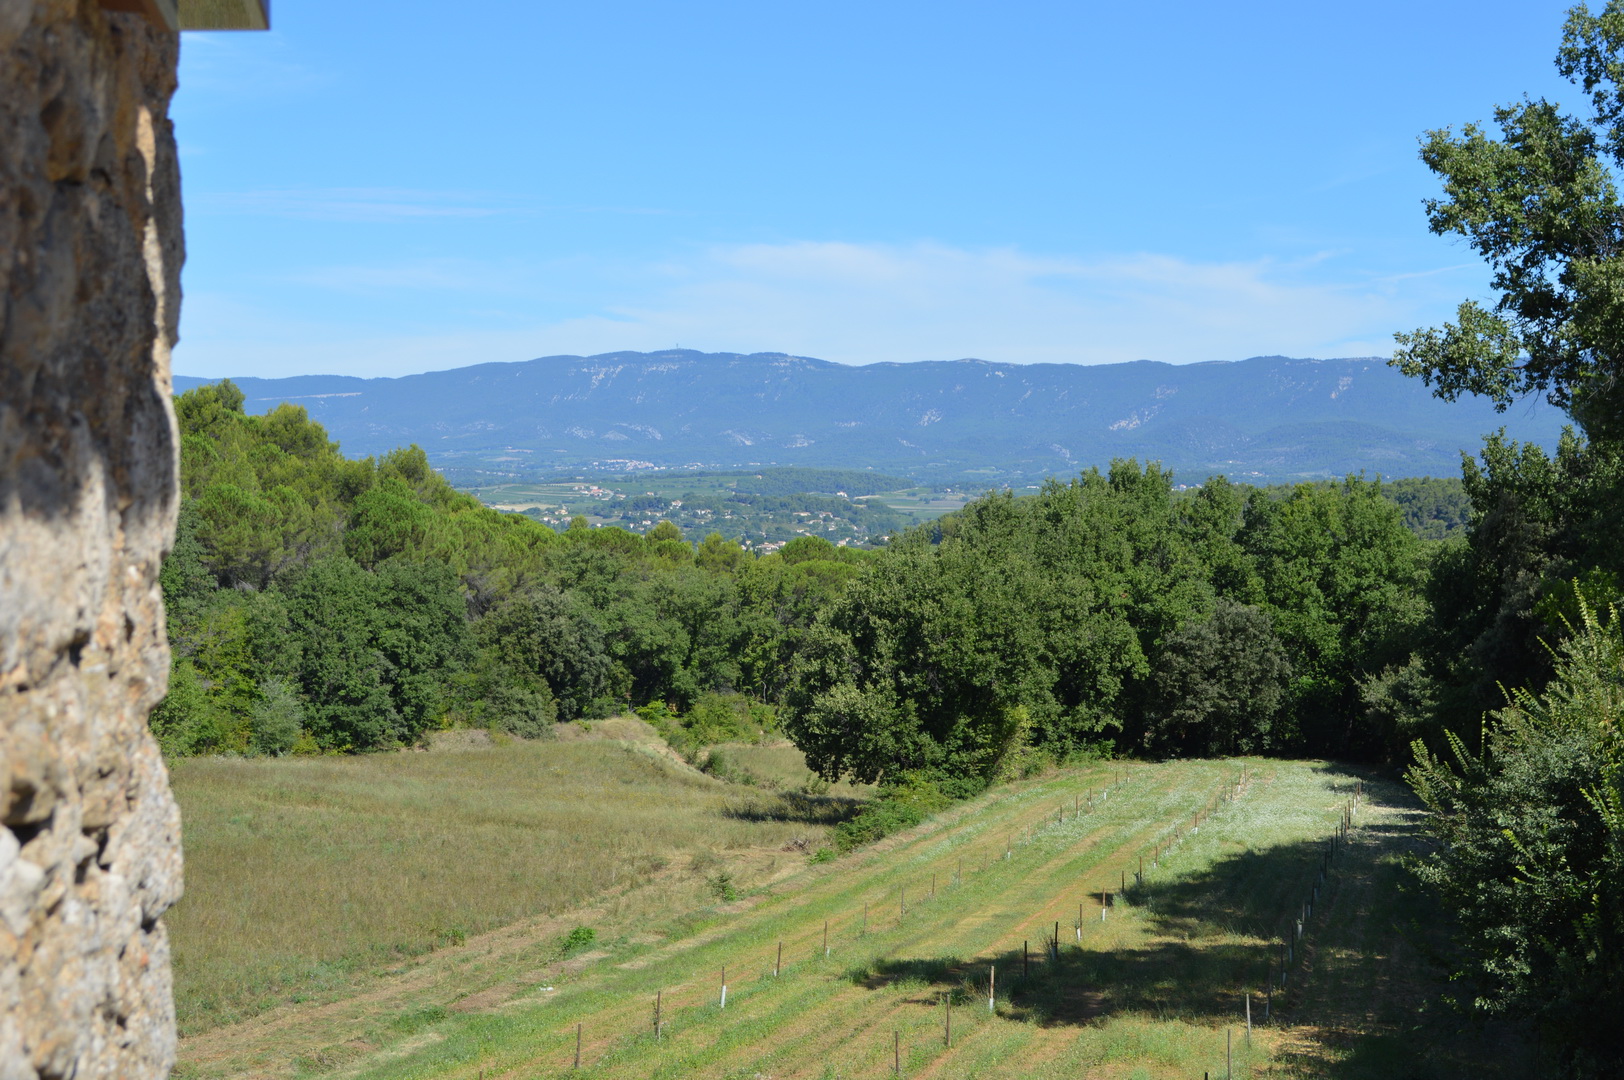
<box><xmin>699</xmin><ymin>748</ymin><xmax>761</xmax><ymax>786</ymax></box>
<box><xmin>706</xmin><ymin>872</ymin><xmax>738</xmax><ymax>902</ymax></box>
<box><xmin>832</xmin><ymin>799</ymin><xmax>927</xmax><ymax>852</ymax></box>
<box><xmin>1408</xmin><ymin>598</ymin><xmax>1624</xmax><ymax>1077</ymax></box>
<box><xmin>559</xmin><ymin>926</ymin><xmax>596</xmax><ymax>955</ymax></box>
<box><xmin>249</xmin><ymin>678</ymin><xmax>305</xmax><ymax>756</ymax></box>
<box><xmin>684</xmin><ymin>692</ymin><xmax>751</xmax><ymax>744</ymax></box>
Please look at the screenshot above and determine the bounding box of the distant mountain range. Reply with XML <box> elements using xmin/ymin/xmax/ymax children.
<box><xmin>175</xmin><ymin>350</ymin><xmax>1568</xmax><ymax>484</ymax></box>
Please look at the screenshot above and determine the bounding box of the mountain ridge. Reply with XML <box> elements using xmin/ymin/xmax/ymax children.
<box><xmin>174</xmin><ymin>350</ymin><xmax>1568</xmax><ymax>483</ymax></box>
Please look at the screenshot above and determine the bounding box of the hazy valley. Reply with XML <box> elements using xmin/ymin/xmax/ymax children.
<box><xmin>174</xmin><ymin>350</ymin><xmax>1566</xmax><ymax>487</ymax></box>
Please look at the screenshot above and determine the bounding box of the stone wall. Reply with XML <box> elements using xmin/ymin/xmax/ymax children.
<box><xmin>0</xmin><ymin>2</ymin><xmax>184</xmax><ymax>1078</ymax></box>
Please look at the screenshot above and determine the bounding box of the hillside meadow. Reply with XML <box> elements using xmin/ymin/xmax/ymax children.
<box><xmin>172</xmin><ymin>754</ymin><xmax>1527</xmax><ymax>1080</ymax></box>
<box><xmin>166</xmin><ymin>725</ymin><xmax>867</xmax><ymax>1037</ymax></box>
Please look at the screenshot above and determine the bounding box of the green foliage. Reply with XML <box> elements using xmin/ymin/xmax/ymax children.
<box><xmin>785</xmin><ymin>464</ymin><xmax>1428</xmax><ymax>780</ymax></box>
<box><xmin>478</xmin><ymin>584</ymin><xmax>610</xmax><ymax>721</ymax></box>
<box><xmin>1419</xmin><ymin>432</ymin><xmax>1624</xmax><ymax>734</ymax></box>
<box><xmin>1356</xmin><ymin>655</ymin><xmax>1437</xmax><ymax>753</ymax></box>
<box><xmin>831</xmin><ymin>801</ymin><xmax>926</xmax><ymax>852</ymax></box>
<box><xmin>1389</xmin><ymin>20</ymin><xmax>1624</xmax><ymax>1070</ymax></box>
<box><xmin>1392</xmin><ymin>2</ymin><xmax>1624</xmax><ymax>444</ymax></box>
<box><xmin>705</xmin><ymin>872</ymin><xmax>738</xmax><ymax>902</ymax></box>
<box><xmin>560</xmin><ymin>926</ymin><xmax>597</xmax><ymax>954</ymax></box>
<box><xmin>1407</xmin><ymin>599</ymin><xmax>1624</xmax><ymax>1077</ymax></box>
<box><xmin>1384</xmin><ymin>476</ymin><xmax>1472</xmax><ymax>540</ymax></box>
<box><xmin>1143</xmin><ymin>600</ymin><xmax>1291</xmax><ymax>757</ymax></box>
<box><xmin>148</xmin><ymin>658</ymin><xmax>229</xmax><ymax>758</ymax></box>
<box><xmin>646</xmin><ymin>519</ymin><xmax>684</xmax><ymax>544</ymax></box>
<box><xmin>686</xmin><ymin>692</ymin><xmax>767</xmax><ymax>744</ymax></box>
<box><xmin>154</xmin><ymin>382</ymin><xmax>877</xmax><ymax>757</ymax></box>
<box><xmin>695</xmin><ymin>531</ymin><xmax>747</xmax><ymax>573</ymax></box>
<box><xmin>249</xmin><ymin>678</ymin><xmax>305</xmax><ymax>756</ymax></box>
<box><xmin>1236</xmin><ymin>475</ymin><xmax>1428</xmax><ymax>755</ymax></box>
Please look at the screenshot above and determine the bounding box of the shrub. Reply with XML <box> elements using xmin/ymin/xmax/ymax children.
<box><xmin>699</xmin><ymin>748</ymin><xmax>760</xmax><ymax>786</ymax></box>
<box><xmin>250</xmin><ymin>678</ymin><xmax>306</xmax><ymax>756</ymax></box>
<box><xmin>832</xmin><ymin>799</ymin><xmax>927</xmax><ymax>852</ymax></box>
<box><xmin>560</xmin><ymin>926</ymin><xmax>597</xmax><ymax>955</ymax></box>
<box><xmin>684</xmin><ymin>692</ymin><xmax>751</xmax><ymax>744</ymax></box>
<box><xmin>706</xmin><ymin>872</ymin><xmax>738</xmax><ymax>902</ymax></box>
<box><xmin>1408</xmin><ymin>598</ymin><xmax>1624</xmax><ymax>1077</ymax></box>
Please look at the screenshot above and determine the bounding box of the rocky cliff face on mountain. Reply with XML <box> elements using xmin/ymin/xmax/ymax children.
<box><xmin>1</xmin><ymin>4</ymin><xmax>184</xmax><ymax>1078</ymax></box>
<box><xmin>179</xmin><ymin>350</ymin><xmax>1567</xmax><ymax>483</ymax></box>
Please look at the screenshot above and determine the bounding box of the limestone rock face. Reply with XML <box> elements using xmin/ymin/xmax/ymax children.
<box><xmin>0</xmin><ymin>3</ymin><xmax>184</xmax><ymax>1077</ymax></box>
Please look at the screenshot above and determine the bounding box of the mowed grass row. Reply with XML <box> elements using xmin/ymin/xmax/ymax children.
<box><xmin>167</xmin><ymin>734</ymin><xmax>865</xmax><ymax>1036</ymax></box>
<box><xmin>316</xmin><ymin>759</ymin><xmax>1444</xmax><ymax>1080</ymax></box>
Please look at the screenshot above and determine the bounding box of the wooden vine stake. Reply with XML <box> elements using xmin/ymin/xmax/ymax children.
<box><xmin>894</xmin><ymin>1030</ymin><xmax>901</xmax><ymax>1075</ymax></box>
<box><xmin>655</xmin><ymin>989</ymin><xmax>662</xmax><ymax>1041</ymax></box>
<box><xmin>823</xmin><ymin>918</ymin><xmax>829</xmax><ymax>958</ymax></box>
<box><xmin>574</xmin><ymin>1022</ymin><xmax>582</xmax><ymax>1070</ymax></box>
<box><xmin>1246</xmin><ymin>992</ymin><xmax>1252</xmax><ymax>1042</ymax></box>
<box><xmin>943</xmin><ymin>993</ymin><xmax>952</xmax><ymax>1047</ymax></box>
<box><xmin>776</xmin><ymin>940</ymin><xmax>783</xmax><ymax>977</ymax></box>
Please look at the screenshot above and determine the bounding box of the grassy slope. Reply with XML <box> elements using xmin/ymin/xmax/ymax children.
<box><xmin>175</xmin><ymin>757</ymin><xmax>1530</xmax><ymax>1080</ymax></box>
<box><xmin>168</xmin><ymin>728</ymin><xmax>863</xmax><ymax>1039</ymax></box>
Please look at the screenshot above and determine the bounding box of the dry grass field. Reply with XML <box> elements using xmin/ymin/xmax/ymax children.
<box><xmin>172</xmin><ymin>755</ymin><xmax>1531</xmax><ymax>1080</ymax></box>
<box><xmin>167</xmin><ymin>723</ymin><xmax>864</xmax><ymax>1037</ymax></box>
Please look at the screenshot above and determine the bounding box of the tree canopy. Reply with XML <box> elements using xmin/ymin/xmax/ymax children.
<box><xmin>1392</xmin><ymin>1</ymin><xmax>1624</xmax><ymax>444</ymax></box>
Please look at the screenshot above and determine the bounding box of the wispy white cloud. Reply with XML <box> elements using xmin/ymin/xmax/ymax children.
<box><xmin>188</xmin><ymin>187</ymin><xmax>675</xmax><ymax>223</ymax></box>
<box><xmin>176</xmin><ymin>31</ymin><xmax>332</xmax><ymax>98</ymax></box>
<box><xmin>190</xmin><ymin>188</ymin><xmax>512</xmax><ymax>223</ymax></box>
<box><xmin>286</xmin><ymin>257</ymin><xmax>526</xmax><ymax>293</ymax></box>
<box><xmin>174</xmin><ymin>240</ymin><xmax>1487</xmax><ymax>378</ymax></box>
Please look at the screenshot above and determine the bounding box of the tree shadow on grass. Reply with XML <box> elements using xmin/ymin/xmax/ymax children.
<box><xmin>719</xmin><ymin>790</ymin><xmax>865</xmax><ymax>826</ymax></box>
<box><xmin>856</xmin><ymin>937</ymin><xmax>1266</xmax><ymax>1027</ymax></box>
<box><xmin>850</xmin><ymin>765</ymin><xmax>1536</xmax><ymax>1077</ymax></box>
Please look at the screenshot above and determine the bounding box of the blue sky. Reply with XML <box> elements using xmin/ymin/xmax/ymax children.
<box><xmin>173</xmin><ymin>0</ymin><xmax>1578</xmax><ymax>379</ymax></box>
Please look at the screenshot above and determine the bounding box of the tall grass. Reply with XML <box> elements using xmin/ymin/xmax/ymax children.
<box><xmin>278</xmin><ymin>759</ymin><xmax>1524</xmax><ymax>1080</ymax></box>
<box><xmin>167</xmin><ymin>738</ymin><xmax>860</xmax><ymax>1034</ymax></box>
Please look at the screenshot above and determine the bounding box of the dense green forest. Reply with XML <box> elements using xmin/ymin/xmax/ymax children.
<box><xmin>156</xmin><ymin>380</ymin><xmax>1475</xmax><ymax>766</ymax></box>
<box><xmin>153</xmin><ymin>380</ymin><xmax>869</xmax><ymax>757</ymax></box>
